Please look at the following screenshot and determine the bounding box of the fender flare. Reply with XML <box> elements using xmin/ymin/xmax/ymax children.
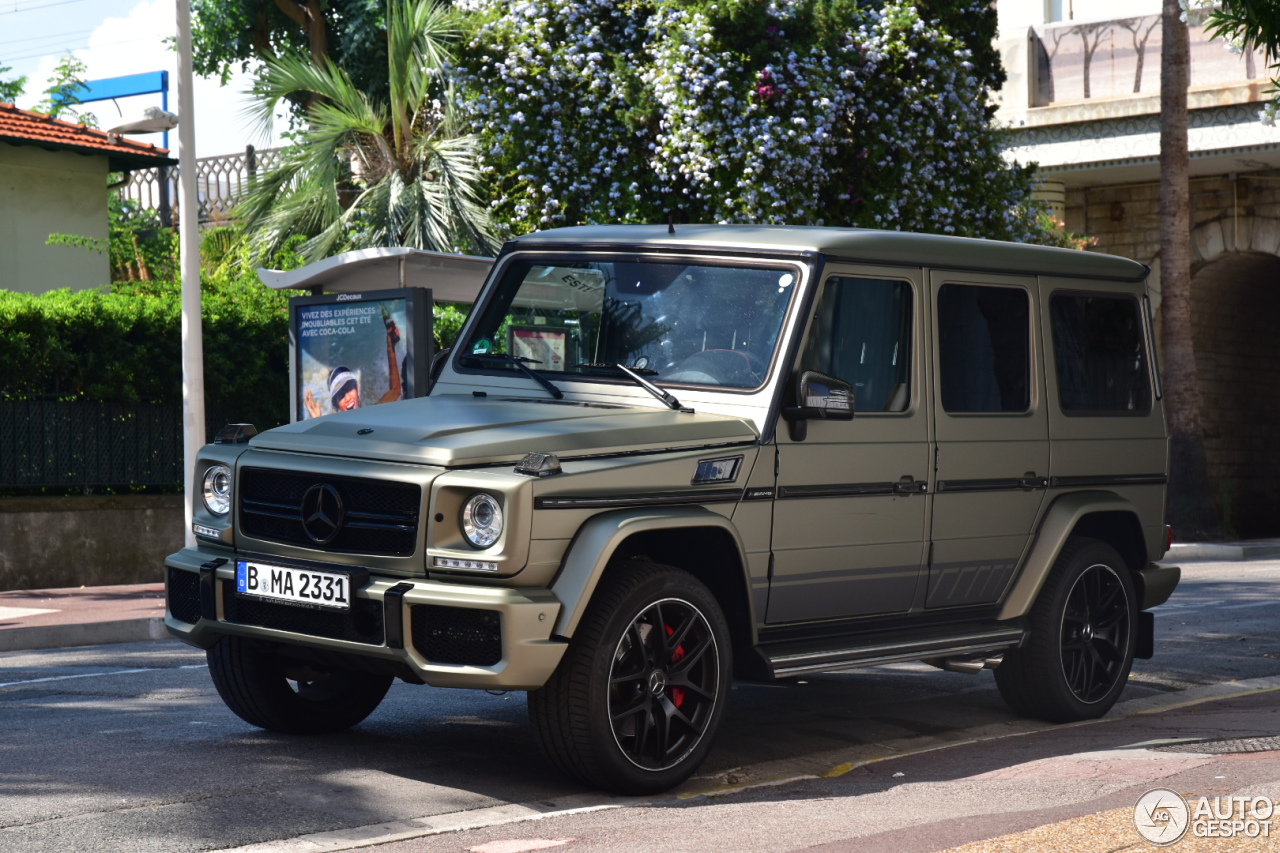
<box><xmin>997</xmin><ymin>490</ymin><xmax>1142</xmax><ymax>621</ymax></box>
<box><xmin>549</xmin><ymin>506</ymin><xmax>750</xmax><ymax>638</ymax></box>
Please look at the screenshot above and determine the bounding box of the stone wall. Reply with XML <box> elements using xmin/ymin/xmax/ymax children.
<box><xmin>1063</xmin><ymin>173</ymin><xmax>1280</xmax><ymax>268</ymax></box>
<box><xmin>1063</xmin><ymin>171</ymin><xmax>1280</xmax><ymax>536</ymax></box>
<box><xmin>0</xmin><ymin>495</ymin><xmax>183</xmax><ymax>591</ymax></box>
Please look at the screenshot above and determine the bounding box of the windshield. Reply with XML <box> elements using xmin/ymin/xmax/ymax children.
<box><xmin>459</xmin><ymin>257</ymin><xmax>800</xmax><ymax>391</ymax></box>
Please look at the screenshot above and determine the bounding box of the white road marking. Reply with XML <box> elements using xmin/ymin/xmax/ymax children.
<box><xmin>0</xmin><ymin>606</ymin><xmax>59</xmax><ymax>620</ymax></box>
<box><xmin>0</xmin><ymin>663</ymin><xmax>206</xmax><ymax>690</ymax></box>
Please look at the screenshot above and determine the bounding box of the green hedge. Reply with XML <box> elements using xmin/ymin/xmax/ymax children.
<box><xmin>0</xmin><ymin>282</ymin><xmax>470</xmax><ymax>433</ymax></box>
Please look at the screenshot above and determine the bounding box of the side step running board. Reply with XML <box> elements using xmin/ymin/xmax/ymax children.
<box><xmin>763</xmin><ymin>627</ymin><xmax>1026</xmax><ymax>679</ymax></box>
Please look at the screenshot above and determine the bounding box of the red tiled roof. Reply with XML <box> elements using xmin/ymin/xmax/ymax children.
<box><xmin>0</xmin><ymin>102</ymin><xmax>176</xmax><ymax>169</ymax></box>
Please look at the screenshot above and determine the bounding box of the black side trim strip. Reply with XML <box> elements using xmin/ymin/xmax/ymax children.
<box><xmin>1050</xmin><ymin>474</ymin><xmax>1168</xmax><ymax>488</ymax></box>
<box><xmin>935</xmin><ymin>478</ymin><xmax>1023</xmax><ymax>493</ymax></box>
<box><xmin>778</xmin><ymin>482</ymin><xmax>897</xmax><ymax>499</ymax></box>
<box><xmin>535</xmin><ymin>488</ymin><xmax>743</xmax><ymax>510</ymax></box>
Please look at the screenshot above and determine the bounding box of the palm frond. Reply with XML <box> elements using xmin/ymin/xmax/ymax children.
<box><xmin>238</xmin><ymin>0</ymin><xmax>495</xmax><ymax>262</ymax></box>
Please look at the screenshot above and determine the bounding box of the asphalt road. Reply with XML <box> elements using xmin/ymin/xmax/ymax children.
<box><xmin>2</xmin><ymin>559</ymin><xmax>1278</xmax><ymax>853</ymax></box>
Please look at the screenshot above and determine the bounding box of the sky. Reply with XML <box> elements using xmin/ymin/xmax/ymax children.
<box><xmin>0</xmin><ymin>0</ymin><xmax>285</xmax><ymax>157</ymax></box>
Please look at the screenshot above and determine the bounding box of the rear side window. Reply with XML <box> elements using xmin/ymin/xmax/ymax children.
<box><xmin>1050</xmin><ymin>293</ymin><xmax>1151</xmax><ymax>415</ymax></box>
<box><xmin>937</xmin><ymin>284</ymin><xmax>1030</xmax><ymax>413</ymax></box>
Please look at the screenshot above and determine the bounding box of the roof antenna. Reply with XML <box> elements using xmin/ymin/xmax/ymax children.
<box><xmin>667</xmin><ymin>212</ymin><xmax>675</xmax><ymax>235</ymax></box>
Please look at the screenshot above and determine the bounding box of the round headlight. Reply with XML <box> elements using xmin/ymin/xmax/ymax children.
<box><xmin>202</xmin><ymin>464</ymin><xmax>232</xmax><ymax>516</ymax></box>
<box><xmin>461</xmin><ymin>493</ymin><xmax>503</xmax><ymax>549</ymax></box>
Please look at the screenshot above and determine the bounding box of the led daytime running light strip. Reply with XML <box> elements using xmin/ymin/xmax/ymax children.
<box><xmin>433</xmin><ymin>557</ymin><xmax>499</xmax><ymax>572</ymax></box>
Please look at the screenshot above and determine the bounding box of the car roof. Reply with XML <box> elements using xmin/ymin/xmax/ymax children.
<box><xmin>509</xmin><ymin>224</ymin><xmax>1149</xmax><ymax>282</ymax></box>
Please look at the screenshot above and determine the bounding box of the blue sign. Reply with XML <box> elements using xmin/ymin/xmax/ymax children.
<box><xmin>60</xmin><ymin>70</ymin><xmax>170</xmax><ymax>147</ymax></box>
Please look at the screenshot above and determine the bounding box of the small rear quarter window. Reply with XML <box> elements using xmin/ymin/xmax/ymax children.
<box><xmin>1050</xmin><ymin>293</ymin><xmax>1151</xmax><ymax>415</ymax></box>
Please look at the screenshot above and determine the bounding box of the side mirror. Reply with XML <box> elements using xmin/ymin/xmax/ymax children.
<box><xmin>781</xmin><ymin>370</ymin><xmax>854</xmax><ymax>441</ymax></box>
<box><xmin>428</xmin><ymin>347</ymin><xmax>452</xmax><ymax>392</ymax></box>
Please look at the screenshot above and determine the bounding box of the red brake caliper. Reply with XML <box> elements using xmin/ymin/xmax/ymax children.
<box><xmin>665</xmin><ymin>624</ymin><xmax>686</xmax><ymax>707</ymax></box>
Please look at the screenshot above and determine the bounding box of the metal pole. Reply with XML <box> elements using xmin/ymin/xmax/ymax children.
<box><xmin>176</xmin><ymin>0</ymin><xmax>204</xmax><ymax>548</ymax></box>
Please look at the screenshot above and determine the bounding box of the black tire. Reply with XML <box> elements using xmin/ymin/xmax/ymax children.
<box><xmin>527</xmin><ymin>560</ymin><xmax>732</xmax><ymax>794</ymax></box>
<box><xmin>995</xmin><ymin>537</ymin><xmax>1137</xmax><ymax>723</ymax></box>
<box><xmin>207</xmin><ymin>635</ymin><xmax>392</xmax><ymax>734</ymax></box>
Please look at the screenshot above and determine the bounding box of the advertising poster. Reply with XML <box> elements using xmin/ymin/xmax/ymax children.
<box><xmin>289</xmin><ymin>289</ymin><xmax>431</xmax><ymax>421</ymax></box>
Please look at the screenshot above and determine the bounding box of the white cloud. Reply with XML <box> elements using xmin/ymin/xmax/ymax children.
<box><xmin>16</xmin><ymin>0</ymin><xmax>284</xmax><ymax>157</ymax></box>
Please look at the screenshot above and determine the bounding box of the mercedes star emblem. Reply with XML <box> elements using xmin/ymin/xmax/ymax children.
<box><xmin>299</xmin><ymin>483</ymin><xmax>345</xmax><ymax>544</ymax></box>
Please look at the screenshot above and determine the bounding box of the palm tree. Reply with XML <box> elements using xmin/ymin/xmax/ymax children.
<box><xmin>238</xmin><ymin>0</ymin><xmax>495</xmax><ymax>262</ymax></box>
<box><xmin>1159</xmin><ymin>0</ymin><xmax>1220</xmax><ymax>538</ymax></box>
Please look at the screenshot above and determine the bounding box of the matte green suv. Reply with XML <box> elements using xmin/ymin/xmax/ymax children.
<box><xmin>165</xmin><ymin>225</ymin><xmax>1180</xmax><ymax>793</ymax></box>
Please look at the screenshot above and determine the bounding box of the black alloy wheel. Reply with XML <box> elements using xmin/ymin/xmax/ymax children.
<box><xmin>995</xmin><ymin>536</ymin><xmax>1137</xmax><ymax>723</ymax></box>
<box><xmin>607</xmin><ymin>596</ymin><xmax>720</xmax><ymax>771</ymax></box>
<box><xmin>528</xmin><ymin>560</ymin><xmax>732</xmax><ymax>794</ymax></box>
<box><xmin>1059</xmin><ymin>561</ymin><xmax>1131</xmax><ymax>704</ymax></box>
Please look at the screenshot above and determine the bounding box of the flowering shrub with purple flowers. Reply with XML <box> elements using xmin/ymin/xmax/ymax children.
<box><xmin>456</xmin><ymin>0</ymin><xmax>1044</xmax><ymax>242</ymax></box>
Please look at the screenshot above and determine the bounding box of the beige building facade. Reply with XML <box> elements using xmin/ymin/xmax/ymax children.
<box><xmin>0</xmin><ymin>103</ymin><xmax>173</xmax><ymax>295</ymax></box>
<box><xmin>0</xmin><ymin>144</ymin><xmax>110</xmax><ymax>293</ymax></box>
<box><xmin>997</xmin><ymin>1</ymin><xmax>1280</xmax><ymax>536</ymax></box>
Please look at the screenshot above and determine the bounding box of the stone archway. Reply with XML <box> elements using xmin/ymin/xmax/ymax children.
<box><xmin>1148</xmin><ymin>216</ymin><xmax>1280</xmax><ymax>537</ymax></box>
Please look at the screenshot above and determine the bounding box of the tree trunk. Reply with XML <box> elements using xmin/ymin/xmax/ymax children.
<box><xmin>1160</xmin><ymin>0</ymin><xmax>1221</xmax><ymax>540</ymax></box>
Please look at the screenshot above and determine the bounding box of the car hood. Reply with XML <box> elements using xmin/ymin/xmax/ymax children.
<box><xmin>248</xmin><ymin>394</ymin><xmax>759</xmax><ymax>467</ymax></box>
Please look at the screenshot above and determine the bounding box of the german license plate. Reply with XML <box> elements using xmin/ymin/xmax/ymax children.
<box><xmin>235</xmin><ymin>560</ymin><xmax>351</xmax><ymax>610</ymax></box>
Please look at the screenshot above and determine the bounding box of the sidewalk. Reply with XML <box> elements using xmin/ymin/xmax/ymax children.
<box><xmin>0</xmin><ymin>582</ymin><xmax>167</xmax><ymax>652</ymax></box>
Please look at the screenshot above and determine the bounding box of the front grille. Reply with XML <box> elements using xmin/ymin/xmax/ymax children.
<box><xmin>221</xmin><ymin>580</ymin><xmax>385</xmax><ymax>645</ymax></box>
<box><xmin>166</xmin><ymin>567</ymin><xmax>201</xmax><ymax>624</ymax></box>
<box><xmin>410</xmin><ymin>605</ymin><xmax>502</xmax><ymax>666</ymax></box>
<box><xmin>239</xmin><ymin>467</ymin><xmax>420</xmax><ymax>556</ymax></box>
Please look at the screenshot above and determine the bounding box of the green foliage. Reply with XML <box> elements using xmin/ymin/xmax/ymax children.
<box><xmin>3</xmin><ymin>219</ymin><xmax>467</xmax><ymax>428</ymax></box>
<box><xmin>1206</xmin><ymin>0</ymin><xmax>1280</xmax><ymax>124</ymax></box>
<box><xmin>916</xmin><ymin>0</ymin><xmax>1005</xmax><ymax>94</ymax></box>
<box><xmin>1030</xmin><ymin>211</ymin><xmax>1097</xmax><ymax>251</ymax></box>
<box><xmin>192</xmin><ymin>0</ymin><xmax>389</xmax><ymax>115</ymax></box>
<box><xmin>36</xmin><ymin>55</ymin><xmax>97</xmax><ymax>126</ymax></box>
<box><xmin>0</xmin><ymin>64</ymin><xmax>26</xmax><ymax>102</ymax></box>
<box><xmin>239</xmin><ymin>0</ymin><xmax>494</xmax><ymax>262</ymax></box>
<box><xmin>461</xmin><ymin>0</ymin><xmax>1038</xmax><ymax>241</ymax></box>
<box><xmin>432</xmin><ymin>302</ymin><xmax>468</xmax><ymax>351</ymax></box>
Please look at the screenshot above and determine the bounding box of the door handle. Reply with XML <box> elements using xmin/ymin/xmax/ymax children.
<box><xmin>894</xmin><ymin>479</ymin><xmax>928</xmax><ymax>495</ymax></box>
<box><xmin>1018</xmin><ymin>475</ymin><xmax>1049</xmax><ymax>490</ymax></box>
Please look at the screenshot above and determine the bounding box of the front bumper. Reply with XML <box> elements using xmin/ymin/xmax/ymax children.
<box><xmin>164</xmin><ymin>547</ymin><xmax>566</xmax><ymax>690</ymax></box>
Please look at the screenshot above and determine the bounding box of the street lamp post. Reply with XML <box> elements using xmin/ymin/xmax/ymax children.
<box><xmin>176</xmin><ymin>0</ymin><xmax>205</xmax><ymax>547</ymax></box>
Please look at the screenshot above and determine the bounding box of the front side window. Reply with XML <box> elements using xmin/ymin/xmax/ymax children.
<box><xmin>459</xmin><ymin>258</ymin><xmax>800</xmax><ymax>390</ymax></box>
<box><xmin>802</xmin><ymin>277</ymin><xmax>913</xmax><ymax>413</ymax></box>
<box><xmin>937</xmin><ymin>284</ymin><xmax>1031</xmax><ymax>414</ymax></box>
<box><xmin>1051</xmin><ymin>293</ymin><xmax>1151</xmax><ymax>415</ymax></box>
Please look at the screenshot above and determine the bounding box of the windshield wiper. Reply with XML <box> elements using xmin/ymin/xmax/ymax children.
<box><xmin>575</xmin><ymin>362</ymin><xmax>660</xmax><ymax>376</ymax></box>
<box><xmin>613</xmin><ymin>363</ymin><xmax>692</xmax><ymax>413</ymax></box>
<box><xmin>464</xmin><ymin>354</ymin><xmax>563</xmax><ymax>399</ymax></box>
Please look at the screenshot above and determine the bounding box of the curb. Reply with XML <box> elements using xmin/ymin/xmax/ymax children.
<box><xmin>1168</xmin><ymin>542</ymin><xmax>1246</xmax><ymax>561</ymax></box>
<box><xmin>0</xmin><ymin>617</ymin><xmax>171</xmax><ymax>653</ymax></box>
<box><xmin>1167</xmin><ymin>541</ymin><xmax>1280</xmax><ymax>561</ymax></box>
